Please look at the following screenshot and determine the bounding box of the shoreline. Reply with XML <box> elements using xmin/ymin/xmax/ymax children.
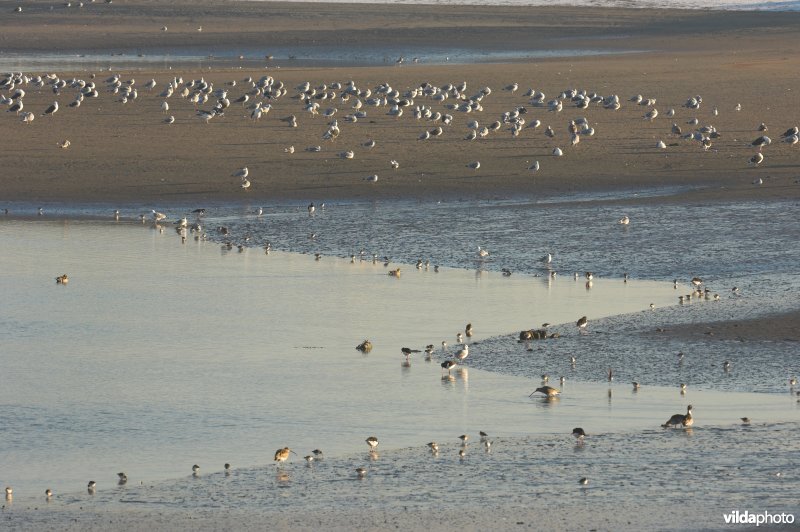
<box><xmin>4</xmin><ymin>419</ymin><xmax>799</xmax><ymax>531</ymax></box>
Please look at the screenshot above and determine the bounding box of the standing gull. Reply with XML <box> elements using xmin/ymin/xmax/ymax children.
<box><xmin>42</xmin><ymin>101</ymin><xmax>59</xmax><ymax>117</ymax></box>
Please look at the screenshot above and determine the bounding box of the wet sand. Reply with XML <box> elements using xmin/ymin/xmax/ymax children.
<box><xmin>654</xmin><ymin>309</ymin><xmax>800</xmax><ymax>342</ymax></box>
<box><xmin>1</xmin><ymin>2</ymin><xmax>800</xmax><ymax>204</ymax></box>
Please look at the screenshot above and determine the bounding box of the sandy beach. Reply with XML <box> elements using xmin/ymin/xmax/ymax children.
<box><xmin>1</xmin><ymin>1</ymin><xmax>799</xmax><ymax>204</ymax></box>
<box><xmin>2</xmin><ymin>2</ymin><xmax>800</xmax><ymax>530</ymax></box>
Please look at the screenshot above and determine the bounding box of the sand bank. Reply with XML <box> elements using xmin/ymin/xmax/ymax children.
<box><xmin>1</xmin><ymin>2</ymin><xmax>799</xmax><ymax>204</ymax></box>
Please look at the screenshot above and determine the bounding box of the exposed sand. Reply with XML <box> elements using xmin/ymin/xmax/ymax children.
<box><xmin>1</xmin><ymin>1</ymin><xmax>799</xmax><ymax>204</ymax></box>
<box><xmin>650</xmin><ymin>309</ymin><xmax>800</xmax><ymax>342</ymax></box>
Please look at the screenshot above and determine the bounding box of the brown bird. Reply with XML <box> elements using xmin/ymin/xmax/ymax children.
<box><xmin>530</xmin><ymin>386</ymin><xmax>560</xmax><ymax>398</ymax></box>
<box><xmin>274</xmin><ymin>447</ymin><xmax>296</xmax><ymax>463</ymax></box>
<box><xmin>662</xmin><ymin>405</ymin><xmax>693</xmax><ymax>428</ymax></box>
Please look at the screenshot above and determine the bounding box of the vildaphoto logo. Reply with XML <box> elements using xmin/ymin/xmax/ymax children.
<box><xmin>723</xmin><ymin>510</ymin><xmax>795</xmax><ymax>526</ymax></box>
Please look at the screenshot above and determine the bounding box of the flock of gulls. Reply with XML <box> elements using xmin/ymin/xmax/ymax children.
<box><xmin>2</xmin><ymin>68</ymin><xmax>799</xmax><ymax>190</ymax></box>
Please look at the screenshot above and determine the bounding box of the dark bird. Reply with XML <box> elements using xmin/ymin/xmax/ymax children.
<box><xmin>530</xmin><ymin>386</ymin><xmax>560</xmax><ymax>398</ymax></box>
<box><xmin>42</xmin><ymin>101</ymin><xmax>59</xmax><ymax>117</ymax></box>
<box><xmin>662</xmin><ymin>405</ymin><xmax>694</xmax><ymax>428</ymax></box>
<box><xmin>401</xmin><ymin>347</ymin><xmax>421</xmax><ymax>360</ymax></box>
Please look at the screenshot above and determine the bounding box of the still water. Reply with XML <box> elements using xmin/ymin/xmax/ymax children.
<box><xmin>0</xmin><ymin>218</ymin><xmax>678</xmax><ymax>497</ymax></box>
<box><xmin>0</xmin><ymin>197</ymin><xmax>798</xmax><ymax>522</ymax></box>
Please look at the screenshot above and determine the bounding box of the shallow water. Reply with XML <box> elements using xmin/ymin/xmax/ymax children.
<box><xmin>0</xmin><ymin>218</ymin><xmax>679</xmax><ymax>498</ymax></box>
<box><xmin>0</xmin><ymin>48</ymin><xmax>642</xmax><ymax>72</ymax></box>
<box><xmin>1</xmin><ymin>195</ymin><xmax>799</xmax><ymax>527</ymax></box>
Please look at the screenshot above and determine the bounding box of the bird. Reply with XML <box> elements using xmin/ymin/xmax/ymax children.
<box><xmin>453</xmin><ymin>344</ymin><xmax>469</xmax><ymax>363</ymax></box>
<box><xmin>240</xmin><ymin>179</ymin><xmax>250</xmax><ymax>190</ymax></box>
<box><xmin>5</xmin><ymin>487</ymin><xmax>12</xmax><ymax>497</ymax></box>
<box><xmin>740</xmin><ymin>417</ymin><xmax>751</xmax><ymax>425</ymax></box>
<box><xmin>232</xmin><ymin>167</ymin><xmax>249</xmax><ymax>179</ymax></box>
<box><xmin>691</xmin><ymin>277</ymin><xmax>703</xmax><ymax>288</ymax></box>
<box><xmin>356</xmin><ymin>339</ymin><xmax>373</xmax><ymax>353</ymax></box>
<box><xmin>55</xmin><ymin>274</ymin><xmax>69</xmax><ymax>284</ymax></box>
<box><xmin>572</xmin><ymin>428</ymin><xmax>586</xmax><ymax>441</ymax></box>
<box><xmin>456</xmin><ymin>332</ymin><xmax>463</xmax><ymax>343</ymax></box>
<box><xmin>530</xmin><ymin>386</ymin><xmax>560</xmax><ymax>398</ymax></box>
<box><xmin>192</xmin><ymin>464</ymin><xmax>200</xmax><ymax>475</ymax></box>
<box><xmin>42</xmin><ymin>101</ymin><xmax>59</xmax><ymax>117</ymax></box>
<box><xmin>749</xmin><ymin>152</ymin><xmax>764</xmax><ymax>166</ymax></box>
<box><xmin>274</xmin><ymin>447</ymin><xmax>296</xmax><ymax>463</ymax></box>
<box><xmin>401</xmin><ymin>347</ymin><xmax>421</xmax><ymax>360</ymax></box>
<box><xmin>224</xmin><ymin>463</ymin><xmax>231</xmax><ymax>471</ymax></box>
<box><xmin>465</xmin><ymin>323</ymin><xmax>473</xmax><ymax>337</ymax></box>
<box><xmin>117</xmin><ymin>472</ymin><xmax>127</xmax><ymax>484</ymax></box>
<box><xmin>152</xmin><ymin>209</ymin><xmax>167</xmax><ymax>222</ymax></box>
<box><xmin>576</xmin><ymin>316</ymin><xmax>588</xmax><ymax>332</ymax></box>
<box><xmin>618</xmin><ymin>215</ymin><xmax>630</xmax><ymax>225</ymax></box>
<box><xmin>7</xmin><ymin>100</ymin><xmax>23</xmax><ymax>114</ymax></box>
<box><xmin>427</xmin><ymin>442</ymin><xmax>439</xmax><ymax>453</ymax></box>
<box><xmin>356</xmin><ymin>467</ymin><xmax>368</xmax><ymax>478</ymax></box>
<box><xmin>87</xmin><ymin>481</ymin><xmax>96</xmax><ymax>493</ymax></box>
<box><xmin>308</xmin><ymin>202</ymin><xmax>315</xmax><ymax>214</ymax></box>
<box><xmin>579</xmin><ymin>477</ymin><xmax>589</xmax><ymax>486</ymax></box>
<box><xmin>467</xmin><ymin>161</ymin><xmax>481</xmax><ymax>169</ymax></box>
<box><xmin>780</xmin><ymin>125</ymin><xmax>798</xmax><ymax>138</ymax></box>
<box><xmin>662</xmin><ymin>405</ymin><xmax>693</xmax><ymax>428</ymax></box>
<box><xmin>366</xmin><ymin>436</ymin><xmax>379</xmax><ymax>450</ymax></box>
<box><xmin>632</xmin><ymin>381</ymin><xmax>641</xmax><ymax>391</ymax></box>
<box><xmin>477</xmin><ymin>246</ymin><xmax>489</xmax><ymax>258</ymax></box>
<box><xmin>751</xmin><ymin>135</ymin><xmax>771</xmax><ymax>151</ymax></box>
<box><xmin>529</xmin><ymin>160</ymin><xmax>540</xmax><ymax>172</ymax></box>
<box><xmin>45</xmin><ymin>488</ymin><xmax>52</xmax><ymax>498</ymax></box>
<box><xmin>458</xmin><ymin>434</ymin><xmax>469</xmax><ymax>444</ymax></box>
<box><xmin>441</xmin><ymin>360</ymin><xmax>457</xmax><ymax>375</ymax></box>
